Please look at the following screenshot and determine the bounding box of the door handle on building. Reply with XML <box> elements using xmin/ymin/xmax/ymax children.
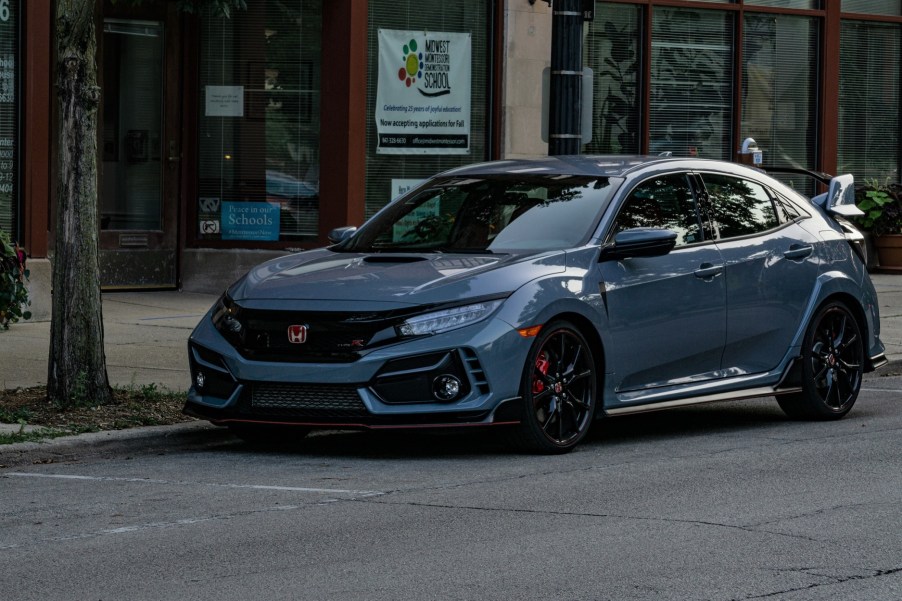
<box><xmin>168</xmin><ymin>140</ymin><xmax>180</xmax><ymax>163</ymax></box>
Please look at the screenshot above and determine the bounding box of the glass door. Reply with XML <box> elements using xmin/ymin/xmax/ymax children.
<box><xmin>99</xmin><ymin>4</ymin><xmax>181</xmax><ymax>288</ymax></box>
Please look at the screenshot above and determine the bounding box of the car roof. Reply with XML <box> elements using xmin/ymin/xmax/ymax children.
<box><xmin>438</xmin><ymin>155</ymin><xmax>768</xmax><ymax>180</ymax></box>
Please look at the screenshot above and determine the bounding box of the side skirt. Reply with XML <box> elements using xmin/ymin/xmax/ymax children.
<box><xmin>603</xmin><ymin>385</ymin><xmax>802</xmax><ymax>417</ymax></box>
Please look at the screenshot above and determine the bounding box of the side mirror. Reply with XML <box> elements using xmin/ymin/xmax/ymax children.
<box><xmin>824</xmin><ymin>174</ymin><xmax>864</xmax><ymax>218</ymax></box>
<box><xmin>328</xmin><ymin>226</ymin><xmax>357</xmax><ymax>244</ymax></box>
<box><xmin>600</xmin><ymin>228</ymin><xmax>678</xmax><ymax>261</ymax></box>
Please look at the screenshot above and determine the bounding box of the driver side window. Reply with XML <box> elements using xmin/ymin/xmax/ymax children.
<box><xmin>614</xmin><ymin>174</ymin><xmax>703</xmax><ymax>247</ymax></box>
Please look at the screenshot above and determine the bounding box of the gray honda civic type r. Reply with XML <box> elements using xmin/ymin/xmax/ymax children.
<box><xmin>185</xmin><ymin>156</ymin><xmax>886</xmax><ymax>453</ymax></box>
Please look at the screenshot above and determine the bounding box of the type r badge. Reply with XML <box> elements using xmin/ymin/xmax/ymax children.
<box><xmin>287</xmin><ymin>324</ymin><xmax>308</xmax><ymax>344</ymax></box>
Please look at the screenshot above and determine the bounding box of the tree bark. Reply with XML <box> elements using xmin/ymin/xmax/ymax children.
<box><xmin>48</xmin><ymin>0</ymin><xmax>112</xmax><ymax>406</ymax></box>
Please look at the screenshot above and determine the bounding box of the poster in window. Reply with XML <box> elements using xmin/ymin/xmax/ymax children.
<box><xmin>375</xmin><ymin>29</ymin><xmax>471</xmax><ymax>155</ymax></box>
<box><xmin>125</xmin><ymin>130</ymin><xmax>148</xmax><ymax>163</ymax></box>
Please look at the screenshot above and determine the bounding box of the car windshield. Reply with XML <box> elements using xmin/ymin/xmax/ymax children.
<box><xmin>342</xmin><ymin>175</ymin><xmax>614</xmax><ymax>253</ymax></box>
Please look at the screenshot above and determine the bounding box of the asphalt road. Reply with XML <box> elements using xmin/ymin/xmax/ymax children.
<box><xmin>2</xmin><ymin>375</ymin><xmax>901</xmax><ymax>601</ymax></box>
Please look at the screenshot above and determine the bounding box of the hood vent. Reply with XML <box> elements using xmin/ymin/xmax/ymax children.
<box><xmin>363</xmin><ymin>255</ymin><xmax>428</xmax><ymax>264</ymax></box>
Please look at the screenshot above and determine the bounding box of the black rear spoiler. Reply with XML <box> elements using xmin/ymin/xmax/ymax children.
<box><xmin>762</xmin><ymin>167</ymin><xmax>835</xmax><ymax>187</ymax></box>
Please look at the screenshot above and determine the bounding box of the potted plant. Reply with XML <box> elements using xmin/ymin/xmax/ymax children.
<box><xmin>855</xmin><ymin>178</ymin><xmax>902</xmax><ymax>271</ymax></box>
<box><xmin>0</xmin><ymin>229</ymin><xmax>30</xmax><ymax>329</ymax></box>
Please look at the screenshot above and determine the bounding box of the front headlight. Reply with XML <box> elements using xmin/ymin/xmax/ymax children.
<box><xmin>398</xmin><ymin>300</ymin><xmax>502</xmax><ymax>337</ymax></box>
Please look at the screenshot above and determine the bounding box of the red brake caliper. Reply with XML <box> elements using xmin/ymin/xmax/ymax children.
<box><xmin>533</xmin><ymin>352</ymin><xmax>550</xmax><ymax>395</ymax></box>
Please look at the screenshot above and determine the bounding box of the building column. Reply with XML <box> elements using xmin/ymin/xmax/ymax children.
<box><xmin>318</xmin><ymin>0</ymin><xmax>367</xmax><ymax>238</ymax></box>
<box><xmin>820</xmin><ymin>0</ymin><xmax>841</xmax><ymax>175</ymax></box>
<box><xmin>23</xmin><ymin>0</ymin><xmax>52</xmax><ymax>259</ymax></box>
<box><xmin>21</xmin><ymin>0</ymin><xmax>53</xmax><ymax>320</ymax></box>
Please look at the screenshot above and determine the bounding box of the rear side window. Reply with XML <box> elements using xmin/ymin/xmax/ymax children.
<box><xmin>613</xmin><ymin>173</ymin><xmax>703</xmax><ymax>247</ymax></box>
<box><xmin>774</xmin><ymin>194</ymin><xmax>803</xmax><ymax>222</ymax></box>
<box><xmin>701</xmin><ymin>174</ymin><xmax>779</xmax><ymax>239</ymax></box>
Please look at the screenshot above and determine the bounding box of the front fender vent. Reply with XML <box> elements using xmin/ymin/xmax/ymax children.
<box><xmin>462</xmin><ymin>348</ymin><xmax>490</xmax><ymax>395</ymax></box>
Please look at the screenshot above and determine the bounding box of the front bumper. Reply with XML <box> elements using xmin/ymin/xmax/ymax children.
<box><xmin>184</xmin><ymin>315</ymin><xmax>528</xmax><ymax>429</ymax></box>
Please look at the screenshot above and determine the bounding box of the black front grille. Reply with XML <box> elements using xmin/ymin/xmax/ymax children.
<box><xmin>246</xmin><ymin>383</ymin><xmax>369</xmax><ymax>418</ymax></box>
<box><xmin>227</xmin><ymin>307</ymin><xmax>421</xmax><ymax>363</ymax></box>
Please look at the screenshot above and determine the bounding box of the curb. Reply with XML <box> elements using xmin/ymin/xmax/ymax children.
<box><xmin>0</xmin><ymin>421</ymin><xmax>225</xmax><ymax>468</ymax></box>
<box><xmin>2</xmin><ymin>359</ymin><xmax>899</xmax><ymax>468</ymax></box>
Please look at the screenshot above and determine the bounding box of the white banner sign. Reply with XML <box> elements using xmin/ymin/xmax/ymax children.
<box><xmin>376</xmin><ymin>29</ymin><xmax>471</xmax><ymax>155</ymax></box>
<box><xmin>390</xmin><ymin>178</ymin><xmax>424</xmax><ymax>202</ymax></box>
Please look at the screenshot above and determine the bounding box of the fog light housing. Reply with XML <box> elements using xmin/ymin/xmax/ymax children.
<box><xmin>223</xmin><ymin>316</ymin><xmax>242</xmax><ymax>333</ymax></box>
<box><xmin>195</xmin><ymin>371</ymin><xmax>206</xmax><ymax>389</ymax></box>
<box><xmin>433</xmin><ymin>375</ymin><xmax>462</xmax><ymax>401</ymax></box>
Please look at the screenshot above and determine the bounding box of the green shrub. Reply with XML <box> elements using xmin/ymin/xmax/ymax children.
<box><xmin>855</xmin><ymin>178</ymin><xmax>902</xmax><ymax>236</ymax></box>
<box><xmin>0</xmin><ymin>229</ymin><xmax>31</xmax><ymax>329</ymax></box>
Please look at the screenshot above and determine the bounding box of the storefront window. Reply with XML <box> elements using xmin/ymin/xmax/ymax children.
<box><xmin>197</xmin><ymin>1</ymin><xmax>321</xmax><ymax>242</ymax></box>
<box><xmin>742</xmin><ymin>14</ymin><xmax>818</xmax><ymax>191</ymax></box>
<box><xmin>842</xmin><ymin>1</ymin><xmax>902</xmax><ymax>16</ymax></box>
<box><xmin>745</xmin><ymin>0</ymin><xmax>820</xmax><ymax>9</ymax></box>
<box><xmin>0</xmin><ymin>0</ymin><xmax>18</xmax><ymax>237</ymax></box>
<box><xmin>839</xmin><ymin>20</ymin><xmax>900</xmax><ymax>183</ymax></box>
<box><xmin>365</xmin><ymin>0</ymin><xmax>490</xmax><ymax>217</ymax></box>
<box><xmin>584</xmin><ymin>2</ymin><xmax>641</xmax><ymax>154</ymax></box>
<box><xmin>650</xmin><ymin>8</ymin><xmax>734</xmax><ymax>159</ymax></box>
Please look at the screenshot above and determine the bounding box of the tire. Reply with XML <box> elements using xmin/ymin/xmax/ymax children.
<box><xmin>509</xmin><ymin>320</ymin><xmax>598</xmax><ymax>454</ymax></box>
<box><xmin>227</xmin><ymin>423</ymin><xmax>310</xmax><ymax>446</ymax></box>
<box><xmin>777</xmin><ymin>301</ymin><xmax>864</xmax><ymax>420</ymax></box>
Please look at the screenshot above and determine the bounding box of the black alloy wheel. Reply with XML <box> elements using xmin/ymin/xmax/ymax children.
<box><xmin>778</xmin><ymin>301</ymin><xmax>864</xmax><ymax>420</ymax></box>
<box><xmin>512</xmin><ymin>320</ymin><xmax>597</xmax><ymax>453</ymax></box>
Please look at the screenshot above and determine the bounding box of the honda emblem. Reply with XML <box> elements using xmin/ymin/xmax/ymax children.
<box><xmin>287</xmin><ymin>324</ymin><xmax>308</xmax><ymax>344</ymax></box>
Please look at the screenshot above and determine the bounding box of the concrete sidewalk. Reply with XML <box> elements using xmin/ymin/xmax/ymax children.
<box><xmin>2</xmin><ymin>275</ymin><xmax>902</xmax><ymax>394</ymax></box>
<box><xmin>877</xmin><ymin>273</ymin><xmax>902</xmax><ymax>365</ymax></box>
<box><xmin>1</xmin><ymin>291</ymin><xmax>218</xmax><ymax>392</ymax></box>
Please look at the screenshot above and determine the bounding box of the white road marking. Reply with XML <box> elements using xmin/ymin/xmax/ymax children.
<box><xmin>6</xmin><ymin>472</ymin><xmax>384</xmax><ymax>497</ymax></box>
<box><xmin>0</xmin><ymin>504</ymin><xmax>304</xmax><ymax>551</ymax></box>
<box><xmin>1</xmin><ymin>473</ymin><xmax>386</xmax><ymax>551</ymax></box>
<box><xmin>861</xmin><ymin>387</ymin><xmax>902</xmax><ymax>393</ymax></box>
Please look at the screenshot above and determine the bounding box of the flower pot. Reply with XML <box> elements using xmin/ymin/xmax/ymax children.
<box><xmin>874</xmin><ymin>233</ymin><xmax>902</xmax><ymax>273</ymax></box>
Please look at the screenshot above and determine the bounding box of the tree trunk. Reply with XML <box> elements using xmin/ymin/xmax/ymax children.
<box><xmin>48</xmin><ymin>0</ymin><xmax>112</xmax><ymax>406</ymax></box>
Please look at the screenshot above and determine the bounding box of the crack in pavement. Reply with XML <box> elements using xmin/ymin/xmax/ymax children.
<box><xmin>744</xmin><ymin>499</ymin><xmax>902</xmax><ymax>530</ymax></box>
<box><xmin>732</xmin><ymin>566</ymin><xmax>902</xmax><ymax>600</ymax></box>
<box><xmin>356</xmin><ymin>498</ymin><xmax>821</xmax><ymax>543</ymax></box>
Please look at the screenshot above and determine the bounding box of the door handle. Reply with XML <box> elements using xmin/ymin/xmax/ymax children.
<box><xmin>167</xmin><ymin>140</ymin><xmax>181</xmax><ymax>163</ymax></box>
<box><xmin>784</xmin><ymin>244</ymin><xmax>813</xmax><ymax>260</ymax></box>
<box><xmin>694</xmin><ymin>263</ymin><xmax>724</xmax><ymax>279</ymax></box>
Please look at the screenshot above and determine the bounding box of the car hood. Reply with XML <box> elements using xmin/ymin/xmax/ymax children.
<box><xmin>228</xmin><ymin>248</ymin><xmax>566</xmax><ymax>306</ymax></box>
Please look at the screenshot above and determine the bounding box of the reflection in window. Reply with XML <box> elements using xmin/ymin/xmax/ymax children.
<box><xmin>345</xmin><ymin>176</ymin><xmax>613</xmax><ymax>253</ymax></box>
<box><xmin>702</xmin><ymin>174</ymin><xmax>778</xmax><ymax>239</ymax></box>
<box><xmin>774</xmin><ymin>194</ymin><xmax>803</xmax><ymax>222</ymax></box>
<box><xmin>584</xmin><ymin>3</ymin><xmax>641</xmax><ymax>154</ymax></box>
<box><xmin>650</xmin><ymin>8</ymin><xmax>734</xmax><ymax>159</ymax></box>
<box><xmin>839</xmin><ymin>20</ymin><xmax>901</xmax><ymax>183</ymax></box>
<box><xmin>742</xmin><ymin>14</ymin><xmax>818</xmax><ymax>195</ymax></box>
<box><xmin>614</xmin><ymin>174</ymin><xmax>702</xmax><ymax>246</ymax></box>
